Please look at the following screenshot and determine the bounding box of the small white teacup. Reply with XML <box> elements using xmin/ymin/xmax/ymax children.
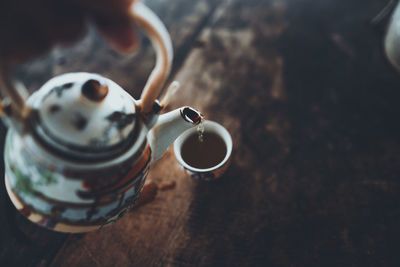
<box><xmin>174</xmin><ymin>120</ymin><xmax>233</xmax><ymax>181</ymax></box>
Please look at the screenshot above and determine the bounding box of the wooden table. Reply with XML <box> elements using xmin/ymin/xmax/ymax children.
<box><xmin>1</xmin><ymin>0</ymin><xmax>400</xmax><ymax>266</ymax></box>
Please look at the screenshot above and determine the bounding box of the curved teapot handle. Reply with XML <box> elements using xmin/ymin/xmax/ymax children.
<box><xmin>130</xmin><ymin>2</ymin><xmax>173</xmax><ymax>114</ymax></box>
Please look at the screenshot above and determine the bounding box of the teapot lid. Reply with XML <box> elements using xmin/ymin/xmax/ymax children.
<box><xmin>28</xmin><ymin>73</ymin><xmax>139</xmax><ymax>160</ymax></box>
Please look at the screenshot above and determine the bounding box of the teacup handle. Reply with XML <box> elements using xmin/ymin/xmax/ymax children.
<box><xmin>0</xmin><ymin>1</ymin><xmax>173</xmax><ymax>126</ymax></box>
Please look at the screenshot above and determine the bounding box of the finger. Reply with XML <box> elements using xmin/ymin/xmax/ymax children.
<box><xmin>1</xmin><ymin>16</ymin><xmax>52</xmax><ymax>64</ymax></box>
<box><xmin>0</xmin><ymin>2</ymin><xmax>44</xmax><ymax>63</ymax></box>
<box><xmin>0</xmin><ymin>1</ymin><xmax>86</xmax><ymax>64</ymax></box>
<box><xmin>34</xmin><ymin>3</ymin><xmax>86</xmax><ymax>46</ymax></box>
<box><xmin>76</xmin><ymin>0</ymin><xmax>135</xmax><ymax>16</ymax></box>
<box><xmin>94</xmin><ymin>14</ymin><xmax>139</xmax><ymax>53</ymax></box>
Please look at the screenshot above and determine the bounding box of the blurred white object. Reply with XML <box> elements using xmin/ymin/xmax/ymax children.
<box><xmin>385</xmin><ymin>1</ymin><xmax>400</xmax><ymax>71</ymax></box>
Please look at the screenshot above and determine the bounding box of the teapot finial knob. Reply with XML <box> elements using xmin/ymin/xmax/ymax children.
<box><xmin>82</xmin><ymin>79</ymin><xmax>109</xmax><ymax>102</ymax></box>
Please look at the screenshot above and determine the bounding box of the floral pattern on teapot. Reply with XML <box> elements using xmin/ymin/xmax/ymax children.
<box><xmin>5</xmin><ymin>126</ymin><xmax>151</xmax><ymax>232</ymax></box>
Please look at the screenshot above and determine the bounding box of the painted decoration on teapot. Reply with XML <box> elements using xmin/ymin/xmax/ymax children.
<box><xmin>4</xmin><ymin>124</ymin><xmax>151</xmax><ymax>233</ymax></box>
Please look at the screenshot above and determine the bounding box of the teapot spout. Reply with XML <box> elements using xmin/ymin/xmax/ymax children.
<box><xmin>147</xmin><ymin>107</ymin><xmax>203</xmax><ymax>162</ymax></box>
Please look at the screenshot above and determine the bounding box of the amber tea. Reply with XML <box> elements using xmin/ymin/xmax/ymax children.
<box><xmin>180</xmin><ymin>132</ymin><xmax>227</xmax><ymax>169</ymax></box>
<box><xmin>174</xmin><ymin>120</ymin><xmax>233</xmax><ymax>180</ymax></box>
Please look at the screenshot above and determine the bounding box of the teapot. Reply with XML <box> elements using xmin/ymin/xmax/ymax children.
<box><xmin>0</xmin><ymin>2</ymin><xmax>202</xmax><ymax>233</ymax></box>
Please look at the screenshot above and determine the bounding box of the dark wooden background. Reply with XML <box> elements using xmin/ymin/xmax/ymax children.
<box><xmin>2</xmin><ymin>0</ymin><xmax>400</xmax><ymax>266</ymax></box>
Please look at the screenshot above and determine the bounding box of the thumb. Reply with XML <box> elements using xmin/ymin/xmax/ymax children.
<box><xmin>94</xmin><ymin>14</ymin><xmax>139</xmax><ymax>54</ymax></box>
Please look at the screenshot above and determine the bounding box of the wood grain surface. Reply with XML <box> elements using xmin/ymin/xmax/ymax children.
<box><xmin>2</xmin><ymin>0</ymin><xmax>400</xmax><ymax>266</ymax></box>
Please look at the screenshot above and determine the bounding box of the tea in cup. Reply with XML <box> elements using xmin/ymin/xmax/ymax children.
<box><xmin>174</xmin><ymin>120</ymin><xmax>232</xmax><ymax>180</ymax></box>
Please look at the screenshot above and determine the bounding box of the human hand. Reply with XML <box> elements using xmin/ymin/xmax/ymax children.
<box><xmin>0</xmin><ymin>0</ymin><xmax>138</xmax><ymax>65</ymax></box>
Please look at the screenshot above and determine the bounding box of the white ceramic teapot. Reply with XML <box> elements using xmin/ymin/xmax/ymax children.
<box><xmin>0</xmin><ymin>2</ymin><xmax>202</xmax><ymax>233</ymax></box>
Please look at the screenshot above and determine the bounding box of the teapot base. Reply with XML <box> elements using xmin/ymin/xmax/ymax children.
<box><xmin>5</xmin><ymin>174</ymin><xmax>130</xmax><ymax>233</ymax></box>
<box><xmin>4</xmin><ymin>128</ymin><xmax>152</xmax><ymax>233</ymax></box>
